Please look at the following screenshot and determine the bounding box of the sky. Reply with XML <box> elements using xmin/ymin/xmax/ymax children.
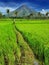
<box><xmin>0</xmin><ymin>0</ymin><xmax>49</xmax><ymax>14</ymax></box>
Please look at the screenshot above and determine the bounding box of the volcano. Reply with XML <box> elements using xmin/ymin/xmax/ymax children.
<box><xmin>7</xmin><ymin>4</ymin><xmax>38</xmax><ymax>17</ymax></box>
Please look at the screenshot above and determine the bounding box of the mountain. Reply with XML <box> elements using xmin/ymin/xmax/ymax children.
<box><xmin>7</xmin><ymin>4</ymin><xmax>38</xmax><ymax>17</ymax></box>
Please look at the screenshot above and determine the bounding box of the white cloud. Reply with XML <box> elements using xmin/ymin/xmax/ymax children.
<box><xmin>40</xmin><ymin>9</ymin><xmax>49</xmax><ymax>14</ymax></box>
<box><xmin>40</xmin><ymin>9</ymin><xmax>47</xmax><ymax>14</ymax></box>
<box><xmin>0</xmin><ymin>7</ymin><xmax>16</xmax><ymax>14</ymax></box>
<box><xmin>0</xmin><ymin>2</ymin><xmax>20</xmax><ymax>14</ymax></box>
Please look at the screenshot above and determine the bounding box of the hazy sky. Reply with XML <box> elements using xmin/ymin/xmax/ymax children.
<box><xmin>0</xmin><ymin>0</ymin><xmax>49</xmax><ymax>14</ymax></box>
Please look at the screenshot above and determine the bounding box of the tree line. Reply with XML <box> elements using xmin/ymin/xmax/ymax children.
<box><xmin>0</xmin><ymin>9</ymin><xmax>49</xmax><ymax>19</ymax></box>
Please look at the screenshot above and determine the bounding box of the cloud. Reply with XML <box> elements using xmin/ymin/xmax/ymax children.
<box><xmin>40</xmin><ymin>9</ymin><xmax>47</xmax><ymax>14</ymax></box>
<box><xmin>0</xmin><ymin>2</ymin><xmax>21</xmax><ymax>14</ymax></box>
<box><xmin>40</xmin><ymin>9</ymin><xmax>49</xmax><ymax>14</ymax></box>
<box><xmin>0</xmin><ymin>2</ymin><xmax>49</xmax><ymax>15</ymax></box>
<box><xmin>0</xmin><ymin>7</ymin><xmax>16</xmax><ymax>14</ymax></box>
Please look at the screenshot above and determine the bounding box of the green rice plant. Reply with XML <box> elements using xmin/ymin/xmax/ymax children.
<box><xmin>0</xmin><ymin>22</ymin><xmax>21</xmax><ymax>65</ymax></box>
<box><xmin>44</xmin><ymin>44</ymin><xmax>49</xmax><ymax>65</ymax></box>
<box><xmin>16</xmin><ymin>21</ymin><xmax>49</xmax><ymax>65</ymax></box>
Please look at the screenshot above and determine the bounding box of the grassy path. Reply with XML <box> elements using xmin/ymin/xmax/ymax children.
<box><xmin>13</xmin><ymin>22</ymin><xmax>43</xmax><ymax>65</ymax></box>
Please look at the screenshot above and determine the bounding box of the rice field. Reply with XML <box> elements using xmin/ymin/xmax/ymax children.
<box><xmin>0</xmin><ymin>19</ymin><xmax>49</xmax><ymax>65</ymax></box>
<box><xmin>0</xmin><ymin>22</ymin><xmax>21</xmax><ymax>65</ymax></box>
<box><xmin>15</xmin><ymin>19</ymin><xmax>49</xmax><ymax>65</ymax></box>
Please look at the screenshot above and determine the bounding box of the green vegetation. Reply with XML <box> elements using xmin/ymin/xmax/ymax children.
<box><xmin>15</xmin><ymin>19</ymin><xmax>49</xmax><ymax>65</ymax></box>
<box><xmin>15</xmin><ymin>19</ymin><xmax>49</xmax><ymax>24</ymax></box>
<box><xmin>0</xmin><ymin>19</ymin><xmax>49</xmax><ymax>65</ymax></box>
<box><xmin>0</xmin><ymin>22</ymin><xmax>21</xmax><ymax>65</ymax></box>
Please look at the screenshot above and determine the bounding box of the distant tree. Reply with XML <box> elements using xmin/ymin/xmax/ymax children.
<box><xmin>0</xmin><ymin>12</ymin><xmax>3</xmax><ymax>18</ymax></box>
<box><xmin>15</xmin><ymin>11</ymin><xmax>17</xmax><ymax>17</ymax></box>
<box><xmin>2</xmin><ymin>15</ymin><xmax>6</xmax><ymax>18</ymax></box>
<box><xmin>38</xmin><ymin>12</ymin><xmax>41</xmax><ymax>17</ymax></box>
<box><xmin>6</xmin><ymin>9</ymin><xmax>10</xmax><ymax>17</ymax></box>
<box><xmin>27</xmin><ymin>15</ymin><xmax>30</xmax><ymax>19</ymax></box>
<box><xmin>3</xmin><ymin>15</ymin><xmax>6</xmax><ymax>18</ymax></box>
<box><xmin>46</xmin><ymin>12</ymin><xmax>49</xmax><ymax>16</ymax></box>
<box><xmin>30</xmin><ymin>13</ymin><xmax>34</xmax><ymax>18</ymax></box>
<box><xmin>12</xmin><ymin>11</ymin><xmax>18</xmax><ymax>24</ymax></box>
<box><xmin>30</xmin><ymin>13</ymin><xmax>33</xmax><ymax>16</ymax></box>
<box><xmin>27</xmin><ymin>13</ymin><xmax>33</xmax><ymax>19</ymax></box>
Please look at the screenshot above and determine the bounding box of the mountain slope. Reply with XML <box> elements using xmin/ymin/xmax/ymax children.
<box><xmin>8</xmin><ymin>4</ymin><xmax>37</xmax><ymax>17</ymax></box>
